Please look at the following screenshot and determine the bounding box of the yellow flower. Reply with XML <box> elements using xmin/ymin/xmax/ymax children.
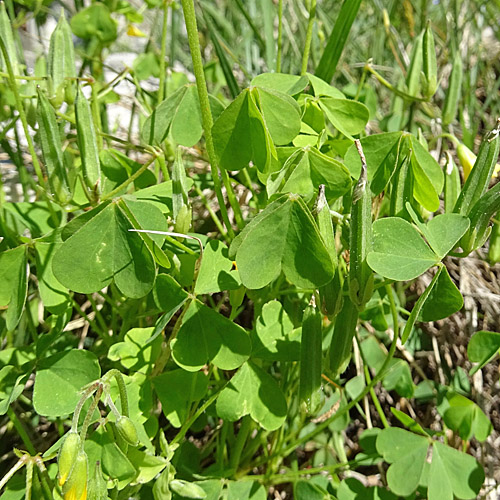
<box><xmin>58</xmin><ymin>432</ymin><xmax>80</xmax><ymax>487</ymax></box>
<box><xmin>62</xmin><ymin>451</ymin><xmax>88</xmax><ymax>500</ymax></box>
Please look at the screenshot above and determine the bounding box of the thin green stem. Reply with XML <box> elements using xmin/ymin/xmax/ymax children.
<box><xmin>171</xmin><ymin>380</ymin><xmax>229</xmax><ymax>445</ymax></box>
<box><xmin>158</xmin><ymin>0</ymin><xmax>169</xmax><ymax>104</ymax></box>
<box><xmin>276</xmin><ymin>0</ymin><xmax>283</xmax><ymax>72</ymax></box>
<box><xmin>229</xmin><ymin>415</ymin><xmax>252</xmax><ymax>471</ymax></box>
<box><xmin>104</xmin><ymin>370</ymin><xmax>129</xmax><ymax>417</ymax></box>
<box><xmin>180</xmin><ymin>0</ymin><xmax>243</xmax><ymax>236</ymax></box>
<box><xmin>71</xmin><ymin>384</ymin><xmax>99</xmax><ymax>431</ymax></box>
<box><xmin>80</xmin><ymin>385</ymin><xmax>103</xmax><ymax>444</ymax></box>
<box><xmin>301</xmin><ymin>0</ymin><xmax>316</xmax><ymax>75</ymax></box>
<box><xmin>101</xmin><ymin>155</ymin><xmax>157</xmax><ymax>201</ymax></box>
<box><xmin>194</xmin><ymin>185</ymin><xmax>229</xmax><ymax>242</ymax></box>
<box><xmin>7</xmin><ymin>406</ymin><xmax>36</xmax><ymax>455</ymax></box>
<box><xmin>0</xmin><ymin>36</ymin><xmax>46</xmax><ymax>190</ymax></box>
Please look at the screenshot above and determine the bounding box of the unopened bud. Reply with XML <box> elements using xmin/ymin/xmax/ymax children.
<box><xmin>62</xmin><ymin>451</ymin><xmax>88</xmax><ymax>500</ymax></box>
<box><xmin>116</xmin><ymin>416</ymin><xmax>138</xmax><ymax>447</ymax></box>
<box><xmin>87</xmin><ymin>461</ymin><xmax>107</xmax><ymax>500</ymax></box>
<box><xmin>58</xmin><ymin>431</ymin><xmax>80</xmax><ymax>487</ymax></box>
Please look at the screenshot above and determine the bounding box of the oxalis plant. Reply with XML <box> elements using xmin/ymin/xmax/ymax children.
<box><xmin>0</xmin><ymin>0</ymin><xmax>499</xmax><ymax>498</ymax></box>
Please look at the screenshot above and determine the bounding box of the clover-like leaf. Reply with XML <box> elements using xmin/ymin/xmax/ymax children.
<box><xmin>141</xmin><ymin>84</ymin><xmax>203</xmax><ymax>147</ymax></box>
<box><xmin>467</xmin><ymin>330</ymin><xmax>500</xmax><ymax>373</ymax></box>
<box><xmin>251</xmin><ymin>72</ymin><xmax>309</xmax><ymax>95</ymax></box>
<box><xmin>367</xmin><ymin>217</ymin><xmax>439</xmax><ymax>281</ymax></box>
<box><xmin>153</xmin><ymin>369</ymin><xmax>208</xmax><ymax>428</ymax></box>
<box><xmin>250</xmin><ymin>301</ymin><xmax>300</xmax><ymax>361</ymax></box>
<box><xmin>216</xmin><ymin>361</ymin><xmax>287</xmax><ymax>431</ymax></box>
<box><xmin>171</xmin><ymin>300</ymin><xmax>251</xmax><ymax>371</ymax></box>
<box><xmin>318</xmin><ymin>96</ymin><xmax>369</xmax><ymax>139</ymax></box>
<box><xmin>52</xmin><ymin>201</ymin><xmax>158</xmax><ymax>298</ymax></box>
<box><xmin>230</xmin><ymin>194</ymin><xmax>334</xmax><ymax>289</ymax></box>
<box><xmin>33</xmin><ymin>349</ymin><xmax>101</xmax><ymax>417</ymax></box>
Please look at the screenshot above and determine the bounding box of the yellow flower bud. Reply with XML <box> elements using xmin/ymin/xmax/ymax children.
<box><xmin>457</xmin><ymin>143</ymin><xmax>476</xmax><ymax>181</ymax></box>
<box><xmin>58</xmin><ymin>431</ymin><xmax>80</xmax><ymax>487</ymax></box>
<box><xmin>63</xmin><ymin>451</ymin><xmax>88</xmax><ymax>500</ymax></box>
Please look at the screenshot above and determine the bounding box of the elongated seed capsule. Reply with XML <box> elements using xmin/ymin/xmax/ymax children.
<box><xmin>349</xmin><ymin>141</ymin><xmax>374</xmax><ymax>311</ymax></box>
<box><xmin>58</xmin><ymin>431</ymin><xmax>81</xmax><ymax>487</ymax></box>
<box><xmin>62</xmin><ymin>451</ymin><xmax>88</xmax><ymax>500</ymax></box>
<box><xmin>422</xmin><ymin>20</ymin><xmax>437</xmax><ymax>98</ymax></box>
<box><xmin>37</xmin><ymin>87</ymin><xmax>72</xmax><ymax>203</ymax></box>
<box><xmin>454</xmin><ymin>120</ymin><xmax>500</xmax><ymax>216</ymax></box>
<box><xmin>442</xmin><ymin>53</ymin><xmax>462</xmax><ymax>126</ymax></box>
<box><xmin>488</xmin><ymin>220</ymin><xmax>500</xmax><ymax>264</ymax></box>
<box><xmin>0</xmin><ymin>2</ymin><xmax>19</xmax><ymax>75</ymax></box>
<box><xmin>48</xmin><ymin>11</ymin><xmax>76</xmax><ymax>103</ymax></box>
<box><xmin>390</xmin><ymin>152</ymin><xmax>413</xmax><ymax>219</ymax></box>
<box><xmin>314</xmin><ymin>186</ymin><xmax>341</xmax><ymax>318</ymax></box>
<box><xmin>443</xmin><ymin>152</ymin><xmax>461</xmax><ymax>213</ymax></box>
<box><xmin>299</xmin><ymin>298</ymin><xmax>323</xmax><ymax>413</ymax></box>
<box><xmin>462</xmin><ymin>181</ymin><xmax>500</xmax><ymax>254</ymax></box>
<box><xmin>328</xmin><ymin>295</ymin><xmax>359</xmax><ymax>377</ymax></box>
<box><xmin>75</xmin><ymin>85</ymin><xmax>101</xmax><ymax>197</ymax></box>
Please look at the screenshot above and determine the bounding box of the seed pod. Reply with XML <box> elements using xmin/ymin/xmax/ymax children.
<box><xmin>488</xmin><ymin>220</ymin><xmax>500</xmax><ymax>264</ymax></box>
<box><xmin>299</xmin><ymin>299</ymin><xmax>323</xmax><ymax>413</ymax></box>
<box><xmin>349</xmin><ymin>145</ymin><xmax>374</xmax><ymax>311</ymax></box>
<box><xmin>48</xmin><ymin>11</ymin><xmax>76</xmax><ymax>102</ymax></box>
<box><xmin>75</xmin><ymin>85</ymin><xmax>101</xmax><ymax>197</ymax></box>
<box><xmin>116</xmin><ymin>416</ymin><xmax>139</xmax><ymax>447</ymax></box>
<box><xmin>0</xmin><ymin>2</ymin><xmax>19</xmax><ymax>75</ymax></box>
<box><xmin>87</xmin><ymin>461</ymin><xmax>107</xmax><ymax>500</ymax></box>
<box><xmin>58</xmin><ymin>431</ymin><xmax>81</xmax><ymax>487</ymax></box>
<box><xmin>174</xmin><ymin>204</ymin><xmax>192</xmax><ymax>235</ymax></box>
<box><xmin>442</xmin><ymin>53</ymin><xmax>463</xmax><ymax>126</ymax></box>
<box><xmin>422</xmin><ymin>21</ymin><xmax>437</xmax><ymax>98</ymax></box>
<box><xmin>62</xmin><ymin>451</ymin><xmax>88</xmax><ymax>500</ymax></box>
<box><xmin>390</xmin><ymin>152</ymin><xmax>413</xmax><ymax>219</ymax></box>
<box><xmin>37</xmin><ymin>87</ymin><xmax>72</xmax><ymax>203</ymax></box>
<box><xmin>328</xmin><ymin>295</ymin><xmax>359</xmax><ymax>377</ymax></box>
<box><xmin>314</xmin><ymin>186</ymin><xmax>341</xmax><ymax>318</ymax></box>
<box><xmin>443</xmin><ymin>152</ymin><xmax>461</xmax><ymax>213</ymax></box>
<box><xmin>454</xmin><ymin>120</ymin><xmax>500</xmax><ymax>216</ymax></box>
<box><xmin>461</xmin><ymin>181</ymin><xmax>500</xmax><ymax>254</ymax></box>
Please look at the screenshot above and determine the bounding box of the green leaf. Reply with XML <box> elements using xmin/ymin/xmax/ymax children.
<box><xmin>212</xmin><ymin>88</ymin><xmax>276</xmax><ymax>173</ymax></box>
<box><xmin>127</xmin><ymin>448</ymin><xmax>167</xmax><ymax>484</ymax></box>
<box><xmin>307</xmin><ymin>73</ymin><xmax>345</xmax><ymax>98</ymax></box>
<box><xmin>467</xmin><ymin>330</ymin><xmax>500</xmax><ymax>373</ymax></box>
<box><xmin>153</xmin><ymin>369</ymin><xmax>208</xmax><ymax>428</ymax></box>
<box><xmin>0</xmin><ymin>246</ymin><xmax>28</xmax><ymax>331</ymax></box>
<box><xmin>409</xmin><ymin>138</ymin><xmax>444</xmax><ymax>212</ymax></box>
<box><xmin>33</xmin><ymin>349</ymin><xmax>101</xmax><ymax>417</ymax></box>
<box><xmin>268</xmin><ymin>146</ymin><xmax>352</xmax><ymax>200</ymax></box>
<box><xmin>251</xmin><ymin>87</ymin><xmax>301</xmax><ymax>145</ymax></box>
<box><xmin>70</xmin><ymin>4</ymin><xmax>117</xmax><ymax>44</ymax></box>
<box><xmin>250</xmin><ymin>301</ymin><xmax>300</xmax><ymax>361</ymax></box>
<box><xmin>171</xmin><ymin>300</ymin><xmax>251</xmax><ymax>371</ymax></box>
<box><xmin>251</xmin><ymin>73</ymin><xmax>308</xmax><ymax>96</ymax></box>
<box><xmin>344</xmin><ymin>132</ymin><xmax>403</xmax><ymax>195</ymax></box>
<box><xmin>52</xmin><ymin>202</ymin><xmax>156</xmax><ymax>298</ymax></box>
<box><xmin>194</xmin><ymin>240</ymin><xmax>241</xmax><ymax>294</ymax></box>
<box><xmin>35</xmin><ymin>240</ymin><xmax>71</xmax><ymax>314</ymax></box>
<box><xmin>367</xmin><ymin>217</ymin><xmax>439</xmax><ymax>281</ymax></box>
<box><xmin>216</xmin><ymin>361</ymin><xmax>287</xmax><ymax>431</ymax></box>
<box><xmin>382</xmin><ymin>359</ymin><xmax>414</xmax><ymax>398</ymax></box>
<box><xmin>108</xmin><ymin>328</ymin><xmax>162</xmax><ymax>374</ymax></box>
<box><xmin>442</xmin><ymin>393</ymin><xmax>492</xmax><ymax>442</ymax></box>
<box><xmin>418</xmin><ymin>266</ymin><xmax>463</xmax><ymax>321</ymax></box>
<box><xmin>226</xmin><ymin>481</ymin><xmax>266</xmax><ymax>500</ymax></box>
<box><xmin>141</xmin><ymin>85</ymin><xmax>203</xmax><ymax>147</ymax></box>
<box><xmin>391</xmin><ymin>408</ymin><xmax>428</xmax><ymax>436</ymax></box>
<box><xmin>376</xmin><ymin>428</ymin><xmax>429</xmax><ymax>496</ymax></box>
<box><xmin>428</xmin><ymin>442</ymin><xmax>484</xmax><ymax>500</ymax></box>
<box><xmin>337</xmin><ymin>477</ymin><xmax>398</xmax><ymax>500</ymax></box>
<box><xmin>230</xmin><ymin>194</ymin><xmax>334</xmax><ymax>289</ymax></box>
<box><xmin>319</xmin><ymin>96</ymin><xmax>369</xmax><ymax>139</ymax></box>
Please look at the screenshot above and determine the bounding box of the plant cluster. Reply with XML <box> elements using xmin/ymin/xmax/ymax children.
<box><xmin>0</xmin><ymin>0</ymin><xmax>499</xmax><ymax>499</ymax></box>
